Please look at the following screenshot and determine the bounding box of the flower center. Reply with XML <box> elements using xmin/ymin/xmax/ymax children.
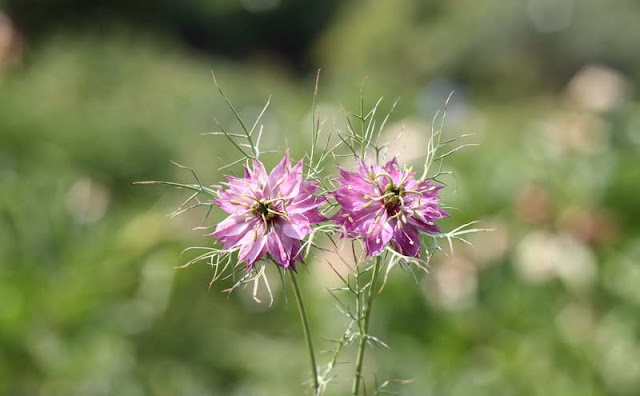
<box><xmin>383</xmin><ymin>183</ymin><xmax>403</xmax><ymax>209</ymax></box>
<box><xmin>251</xmin><ymin>199</ymin><xmax>278</xmax><ymax>220</ymax></box>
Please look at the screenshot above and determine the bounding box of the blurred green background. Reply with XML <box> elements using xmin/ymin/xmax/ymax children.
<box><xmin>1</xmin><ymin>0</ymin><xmax>640</xmax><ymax>395</ymax></box>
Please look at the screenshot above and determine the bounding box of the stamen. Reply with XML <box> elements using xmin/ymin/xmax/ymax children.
<box><xmin>238</xmin><ymin>208</ymin><xmax>254</xmax><ymax>216</ymax></box>
<box><xmin>366</xmin><ymin>214</ymin><xmax>384</xmax><ymax>235</ymax></box>
<box><xmin>267</xmin><ymin>208</ymin><xmax>288</xmax><ymax>220</ymax></box>
<box><xmin>374</xmin><ymin>171</ymin><xmax>394</xmax><ymax>184</ymax></box>
<box><xmin>249</xmin><ymin>197</ymin><xmax>287</xmax><ymax>222</ymax></box>
<box><xmin>365</xmin><ymin>192</ymin><xmax>396</xmax><ymax>201</ymax></box>
<box><xmin>272</xmin><ymin>177</ymin><xmax>285</xmax><ymax>189</ymax></box>
<box><xmin>387</xmin><ymin>210</ymin><xmax>404</xmax><ymax>221</ymax></box>
<box><xmin>402</xmin><ymin>189</ymin><xmax>424</xmax><ymax>207</ymax></box>
<box><xmin>402</xmin><ymin>189</ymin><xmax>423</xmax><ymax>196</ymax></box>
<box><xmin>242</xmin><ymin>193</ymin><xmax>259</xmax><ymax>202</ymax></box>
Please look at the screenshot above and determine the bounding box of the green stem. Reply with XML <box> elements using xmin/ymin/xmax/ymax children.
<box><xmin>360</xmin><ymin>86</ymin><xmax>366</xmax><ymax>159</ymax></box>
<box><xmin>351</xmin><ymin>255</ymin><xmax>381</xmax><ymax>395</ymax></box>
<box><xmin>289</xmin><ymin>271</ymin><xmax>320</xmax><ymax>394</ymax></box>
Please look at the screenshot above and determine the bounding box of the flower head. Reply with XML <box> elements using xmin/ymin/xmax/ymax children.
<box><xmin>211</xmin><ymin>155</ymin><xmax>324</xmax><ymax>270</ymax></box>
<box><xmin>332</xmin><ymin>157</ymin><xmax>448</xmax><ymax>257</ymax></box>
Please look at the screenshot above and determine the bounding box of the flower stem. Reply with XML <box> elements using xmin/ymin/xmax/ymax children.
<box><xmin>351</xmin><ymin>255</ymin><xmax>381</xmax><ymax>395</ymax></box>
<box><xmin>289</xmin><ymin>271</ymin><xmax>320</xmax><ymax>394</ymax></box>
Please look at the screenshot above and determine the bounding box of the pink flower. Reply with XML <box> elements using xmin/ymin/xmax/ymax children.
<box><xmin>211</xmin><ymin>155</ymin><xmax>324</xmax><ymax>270</ymax></box>
<box><xmin>332</xmin><ymin>157</ymin><xmax>448</xmax><ymax>258</ymax></box>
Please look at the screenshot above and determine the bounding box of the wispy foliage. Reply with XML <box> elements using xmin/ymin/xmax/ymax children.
<box><xmin>137</xmin><ymin>74</ymin><xmax>483</xmax><ymax>395</ymax></box>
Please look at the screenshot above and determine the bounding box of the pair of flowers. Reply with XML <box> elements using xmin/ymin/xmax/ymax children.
<box><xmin>212</xmin><ymin>155</ymin><xmax>448</xmax><ymax>270</ymax></box>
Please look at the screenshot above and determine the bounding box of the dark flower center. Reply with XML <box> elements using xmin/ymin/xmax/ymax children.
<box><xmin>383</xmin><ymin>183</ymin><xmax>403</xmax><ymax>209</ymax></box>
<box><xmin>252</xmin><ymin>199</ymin><xmax>277</xmax><ymax>220</ymax></box>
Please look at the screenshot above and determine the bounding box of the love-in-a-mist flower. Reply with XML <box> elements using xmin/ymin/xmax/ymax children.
<box><xmin>211</xmin><ymin>155</ymin><xmax>324</xmax><ymax>269</ymax></box>
<box><xmin>332</xmin><ymin>157</ymin><xmax>448</xmax><ymax>258</ymax></box>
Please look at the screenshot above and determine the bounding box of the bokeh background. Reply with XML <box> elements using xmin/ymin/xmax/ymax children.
<box><xmin>2</xmin><ymin>0</ymin><xmax>640</xmax><ymax>395</ymax></box>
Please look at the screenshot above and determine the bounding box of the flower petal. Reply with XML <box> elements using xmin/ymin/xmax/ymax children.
<box><xmin>268</xmin><ymin>154</ymin><xmax>291</xmax><ymax>190</ymax></box>
<box><xmin>282</xmin><ymin>214</ymin><xmax>312</xmax><ymax>239</ymax></box>
<box><xmin>331</xmin><ymin>157</ymin><xmax>446</xmax><ymax>258</ymax></box>
<box><xmin>212</xmin><ymin>215</ymin><xmax>252</xmax><ymax>237</ymax></box>
<box><xmin>364</xmin><ymin>213</ymin><xmax>393</xmax><ymax>256</ymax></box>
<box><xmin>392</xmin><ymin>223</ymin><xmax>421</xmax><ymax>258</ymax></box>
<box><xmin>237</xmin><ymin>232</ymin><xmax>267</xmax><ymax>267</ymax></box>
<box><xmin>267</xmin><ymin>231</ymin><xmax>289</xmax><ymax>267</ymax></box>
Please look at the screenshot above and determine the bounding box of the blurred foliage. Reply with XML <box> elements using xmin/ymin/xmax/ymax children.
<box><xmin>4</xmin><ymin>0</ymin><xmax>340</xmax><ymax>71</ymax></box>
<box><xmin>317</xmin><ymin>0</ymin><xmax>640</xmax><ymax>97</ymax></box>
<box><xmin>1</xmin><ymin>0</ymin><xmax>640</xmax><ymax>395</ymax></box>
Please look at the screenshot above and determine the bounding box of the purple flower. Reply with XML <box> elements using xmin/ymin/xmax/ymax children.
<box><xmin>332</xmin><ymin>157</ymin><xmax>448</xmax><ymax>258</ymax></box>
<box><xmin>211</xmin><ymin>155</ymin><xmax>324</xmax><ymax>270</ymax></box>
